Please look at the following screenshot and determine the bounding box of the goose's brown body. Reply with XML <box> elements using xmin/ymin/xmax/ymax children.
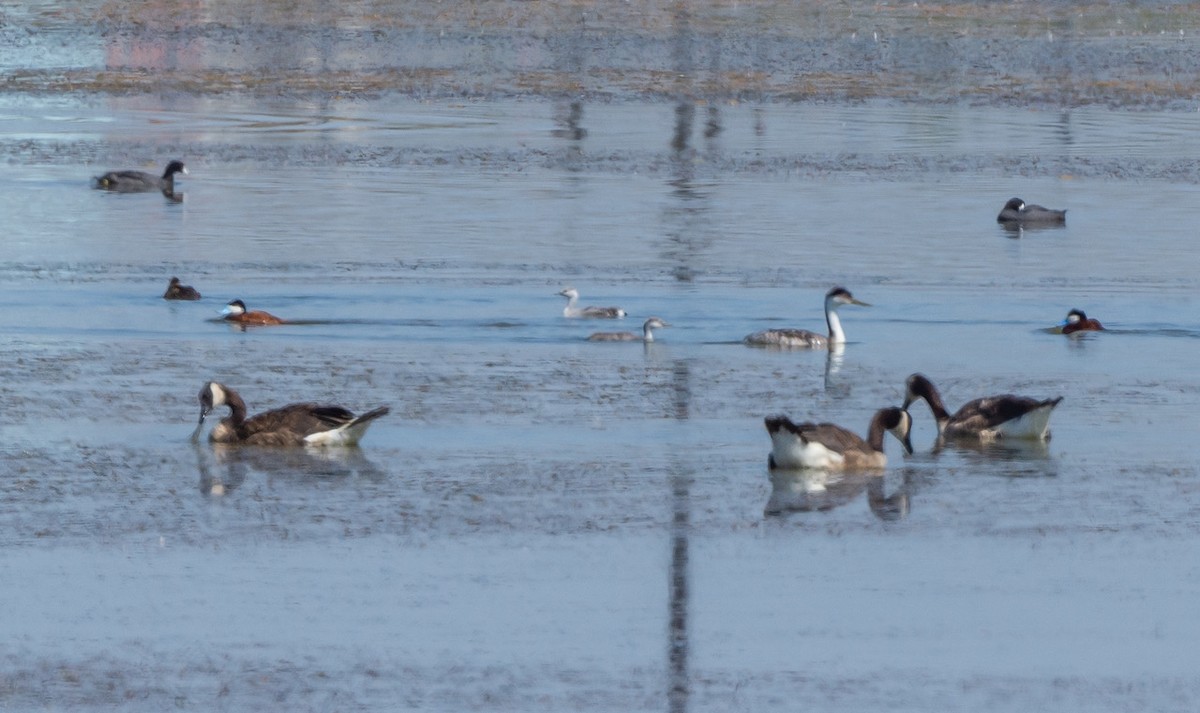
<box><xmin>903</xmin><ymin>373</ymin><xmax>1062</xmax><ymax>441</ymax></box>
<box><xmin>765</xmin><ymin>407</ymin><xmax>912</xmax><ymax>471</ymax></box>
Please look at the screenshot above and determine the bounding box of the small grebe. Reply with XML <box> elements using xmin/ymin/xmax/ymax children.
<box><xmin>765</xmin><ymin>407</ymin><xmax>913</xmax><ymax>471</ymax></box>
<box><xmin>1061</xmin><ymin>308</ymin><xmax>1104</xmax><ymax>335</ymax></box>
<box><xmin>997</xmin><ymin>197</ymin><xmax>1066</xmax><ymax>226</ymax></box>
<box><xmin>558</xmin><ymin>287</ymin><xmax>626</xmax><ymax>319</ymax></box>
<box><xmin>195</xmin><ymin>382</ymin><xmax>389</xmax><ymax>447</ymax></box>
<box><xmin>221</xmin><ymin>299</ymin><xmax>286</xmax><ymax>326</ymax></box>
<box><xmin>94</xmin><ymin>160</ymin><xmax>187</xmax><ymax>193</ymax></box>
<box><xmin>745</xmin><ymin>286</ymin><xmax>870</xmax><ymax>349</ymax></box>
<box><xmin>588</xmin><ymin>317</ymin><xmax>669</xmax><ymax>342</ymax></box>
<box><xmin>902</xmin><ymin>373</ymin><xmax>1063</xmax><ymax>441</ymax></box>
<box><xmin>163</xmin><ymin>277</ymin><xmax>201</xmax><ymax>301</ymax></box>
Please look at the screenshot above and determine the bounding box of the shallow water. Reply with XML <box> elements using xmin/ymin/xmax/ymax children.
<box><xmin>5</xmin><ymin>2</ymin><xmax>1200</xmax><ymax>712</ymax></box>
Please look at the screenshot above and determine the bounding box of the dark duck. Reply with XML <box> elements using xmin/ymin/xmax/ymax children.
<box><xmin>94</xmin><ymin>160</ymin><xmax>187</xmax><ymax>193</ymax></box>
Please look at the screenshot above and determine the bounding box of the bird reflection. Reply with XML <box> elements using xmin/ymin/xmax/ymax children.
<box><xmin>194</xmin><ymin>442</ymin><xmax>386</xmax><ymax>496</ymax></box>
<box><xmin>823</xmin><ymin>343</ymin><xmax>848</xmax><ymax>396</ymax></box>
<box><xmin>927</xmin><ymin>437</ymin><xmax>1056</xmax><ymax>480</ymax></box>
<box><xmin>704</xmin><ymin>105</ymin><xmax>722</xmax><ymax>140</ymax></box>
<box><xmin>194</xmin><ymin>442</ymin><xmax>247</xmax><ymax>497</ymax></box>
<box><xmin>551</xmin><ymin>101</ymin><xmax>587</xmax><ymax>141</ymax></box>
<box><xmin>998</xmin><ymin>220</ymin><xmax>1064</xmax><ymax>238</ymax></box>
<box><xmin>667</xmin><ymin>360</ymin><xmax>692</xmax><ymax>713</ymax></box>
<box><xmin>764</xmin><ymin>467</ymin><xmax>912</xmax><ymax>521</ymax></box>
<box><xmin>162</xmin><ymin>189</ymin><xmax>185</xmax><ymax>203</ymax></box>
<box><xmin>866</xmin><ymin>473</ymin><xmax>910</xmax><ymax>521</ymax></box>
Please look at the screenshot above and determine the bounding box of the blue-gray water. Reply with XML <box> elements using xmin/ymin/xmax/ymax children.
<box><xmin>5</xmin><ymin>4</ymin><xmax>1200</xmax><ymax>711</ymax></box>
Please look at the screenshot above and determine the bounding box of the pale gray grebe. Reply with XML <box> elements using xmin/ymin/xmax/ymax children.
<box><xmin>997</xmin><ymin>197</ymin><xmax>1066</xmax><ymax>226</ymax></box>
<box><xmin>588</xmin><ymin>317</ymin><xmax>669</xmax><ymax>342</ymax></box>
<box><xmin>558</xmin><ymin>287</ymin><xmax>626</xmax><ymax>318</ymax></box>
<box><xmin>765</xmin><ymin>408</ymin><xmax>913</xmax><ymax>471</ymax></box>
<box><xmin>902</xmin><ymin>373</ymin><xmax>1063</xmax><ymax>441</ymax></box>
<box><xmin>195</xmin><ymin>382</ymin><xmax>389</xmax><ymax>447</ymax></box>
<box><xmin>94</xmin><ymin>160</ymin><xmax>187</xmax><ymax>193</ymax></box>
<box><xmin>744</xmin><ymin>286</ymin><xmax>869</xmax><ymax>348</ymax></box>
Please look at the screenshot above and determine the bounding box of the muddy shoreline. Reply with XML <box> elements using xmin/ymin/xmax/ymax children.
<box><xmin>5</xmin><ymin>1</ymin><xmax>1200</xmax><ymax>108</ymax></box>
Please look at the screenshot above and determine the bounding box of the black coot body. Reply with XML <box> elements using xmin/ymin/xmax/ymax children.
<box><xmin>95</xmin><ymin>160</ymin><xmax>187</xmax><ymax>193</ymax></box>
<box><xmin>997</xmin><ymin>197</ymin><xmax>1066</xmax><ymax>226</ymax></box>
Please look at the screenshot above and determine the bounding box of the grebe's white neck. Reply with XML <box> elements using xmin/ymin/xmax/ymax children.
<box><xmin>642</xmin><ymin>317</ymin><xmax>668</xmax><ymax>342</ymax></box>
<box><xmin>825</xmin><ymin>300</ymin><xmax>846</xmax><ymax>344</ymax></box>
<box><xmin>559</xmin><ymin>288</ymin><xmax>580</xmax><ymax>316</ymax></box>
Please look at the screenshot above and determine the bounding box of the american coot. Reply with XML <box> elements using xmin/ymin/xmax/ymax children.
<box><xmin>744</xmin><ymin>286</ymin><xmax>870</xmax><ymax>349</ymax></box>
<box><xmin>902</xmin><ymin>373</ymin><xmax>1063</xmax><ymax>441</ymax></box>
<box><xmin>997</xmin><ymin>197</ymin><xmax>1066</xmax><ymax>225</ymax></box>
<box><xmin>558</xmin><ymin>287</ymin><xmax>626</xmax><ymax>318</ymax></box>
<box><xmin>94</xmin><ymin>160</ymin><xmax>187</xmax><ymax>193</ymax></box>
<box><xmin>764</xmin><ymin>408</ymin><xmax>913</xmax><ymax>471</ymax></box>
<box><xmin>588</xmin><ymin>317</ymin><xmax>670</xmax><ymax>342</ymax></box>
<box><xmin>1061</xmin><ymin>308</ymin><xmax>1104</xmax><ymax>334</ymax></box>
<box><xmin>220</xmin><ymin>299</ymin><xmax>286</xmax><ymax>326</ymax></box>
<box><xmin>163</xmin><ymin>277</ymin><xmax>201</xmax><ymax>301</ymax></box>
<box><xmin>195</xmin><ymin>382</ymin><xmax>389</xmax><ymax>447</ymax></box>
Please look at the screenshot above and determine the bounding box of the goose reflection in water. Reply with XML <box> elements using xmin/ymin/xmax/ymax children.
<box><xmin>764</xmin><ymin>468</ymin><xmax>911</xmax><ymax>521</ymax></box>
<box><xmin>195</xmin><ymin>442</ymin><xmax>387</xmax><ymax>496</ymax></box>
<box><xmin>925</xmin><ymin>437</ymin><xmax>1055</xmax><ymax>479</ymax></box>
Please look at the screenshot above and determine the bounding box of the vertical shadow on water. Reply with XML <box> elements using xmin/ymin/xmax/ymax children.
<box><xmin>548</xmin><ymin>14</ymin><xmax>589</xmax><ymax>256</ymax></box>
<box><xmin>667</xmin><ymin>360</ymin><xmax>693</xmax><ymax>713</ymax></box>
<box><xmin>667</xmin><ymin>7</ymin><xmax>697</xmax><ymax>712</ymax></box>
<box><xmin>551</xmin><ymin>14</ymin><xmax>589</xmax><ymax>167</ymax></box>
<box><xmin>661</xmin><ymin>1</ymin><xmax>720</xmax><ymax>285</ymax></box>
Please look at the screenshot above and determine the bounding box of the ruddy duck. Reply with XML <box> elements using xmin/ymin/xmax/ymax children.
<box><xmin>745</xmin><ymin>286</ymin><xmax>870</xmax><ymax>349</ymax></box>
<box><xmin>765</xmin><ymin>407</ymin><xmax>913</xmax><ymax>471</ymax></box>
<box><xmin>195</xmin><ymin>382</ymin><xmax>389</xmax><ymax>447</ymax></box>
<box><xmin>558</xmin><ymin>287</ymin><xmax>626</xmax><ymax>319</ymax></box>
<box><xmin>903</xmin><ymin>373</ymin><xmax>1063</xmax><ymax>441</ymax></box>
<box><xmin>588</xmin><ymin>317</ymin><xmax>669</xmax><ymax>342</ymax></box>
<box><xmin>94</xmin><ymin>160</ymin><xmax>187</xmax><ymax>193</ymax></box>
<box><xmin>221</xmin><ymin>299</ymin><xmax>286</xmax><ymax>326</ymax></box>
<box><xmin>163</xmin><ymin>277</ymin><xmax>201</xmax><ymax>301</ymax></box>
<box><xmin>1061</xmin><ymin>308</ymin><xmax>1104</xmax><ymax>334</ymax></box>
<box><xmin>997</xmin><ymin>197</ymin><xmax>1066</xmax><ymax>226</ymax></box>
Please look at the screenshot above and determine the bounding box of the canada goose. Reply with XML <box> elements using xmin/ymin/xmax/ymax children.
<box><xmin>195</xmin><ymin>382</ymin><xmax>389</xmax><ymax>447</ymax></box>
<box><xmin>745</xmin><ymin>286</ymin><xmax>870</xmax><ymax>349</ymax></box>
<box><xmin>765</xmin><ymin>407</ymin><xmax>912</xmax><ymax>471</ymax></box>
<box><xmin>902</xmin><ymin>373</ymin><xmax>1062</xmax><ymax>441</ymax></box>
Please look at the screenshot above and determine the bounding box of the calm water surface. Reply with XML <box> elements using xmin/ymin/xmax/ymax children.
<box><xmin>3</xmin><ymin>93</ymin><xmax>1200</xmax><ymax>709</ymax></box>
